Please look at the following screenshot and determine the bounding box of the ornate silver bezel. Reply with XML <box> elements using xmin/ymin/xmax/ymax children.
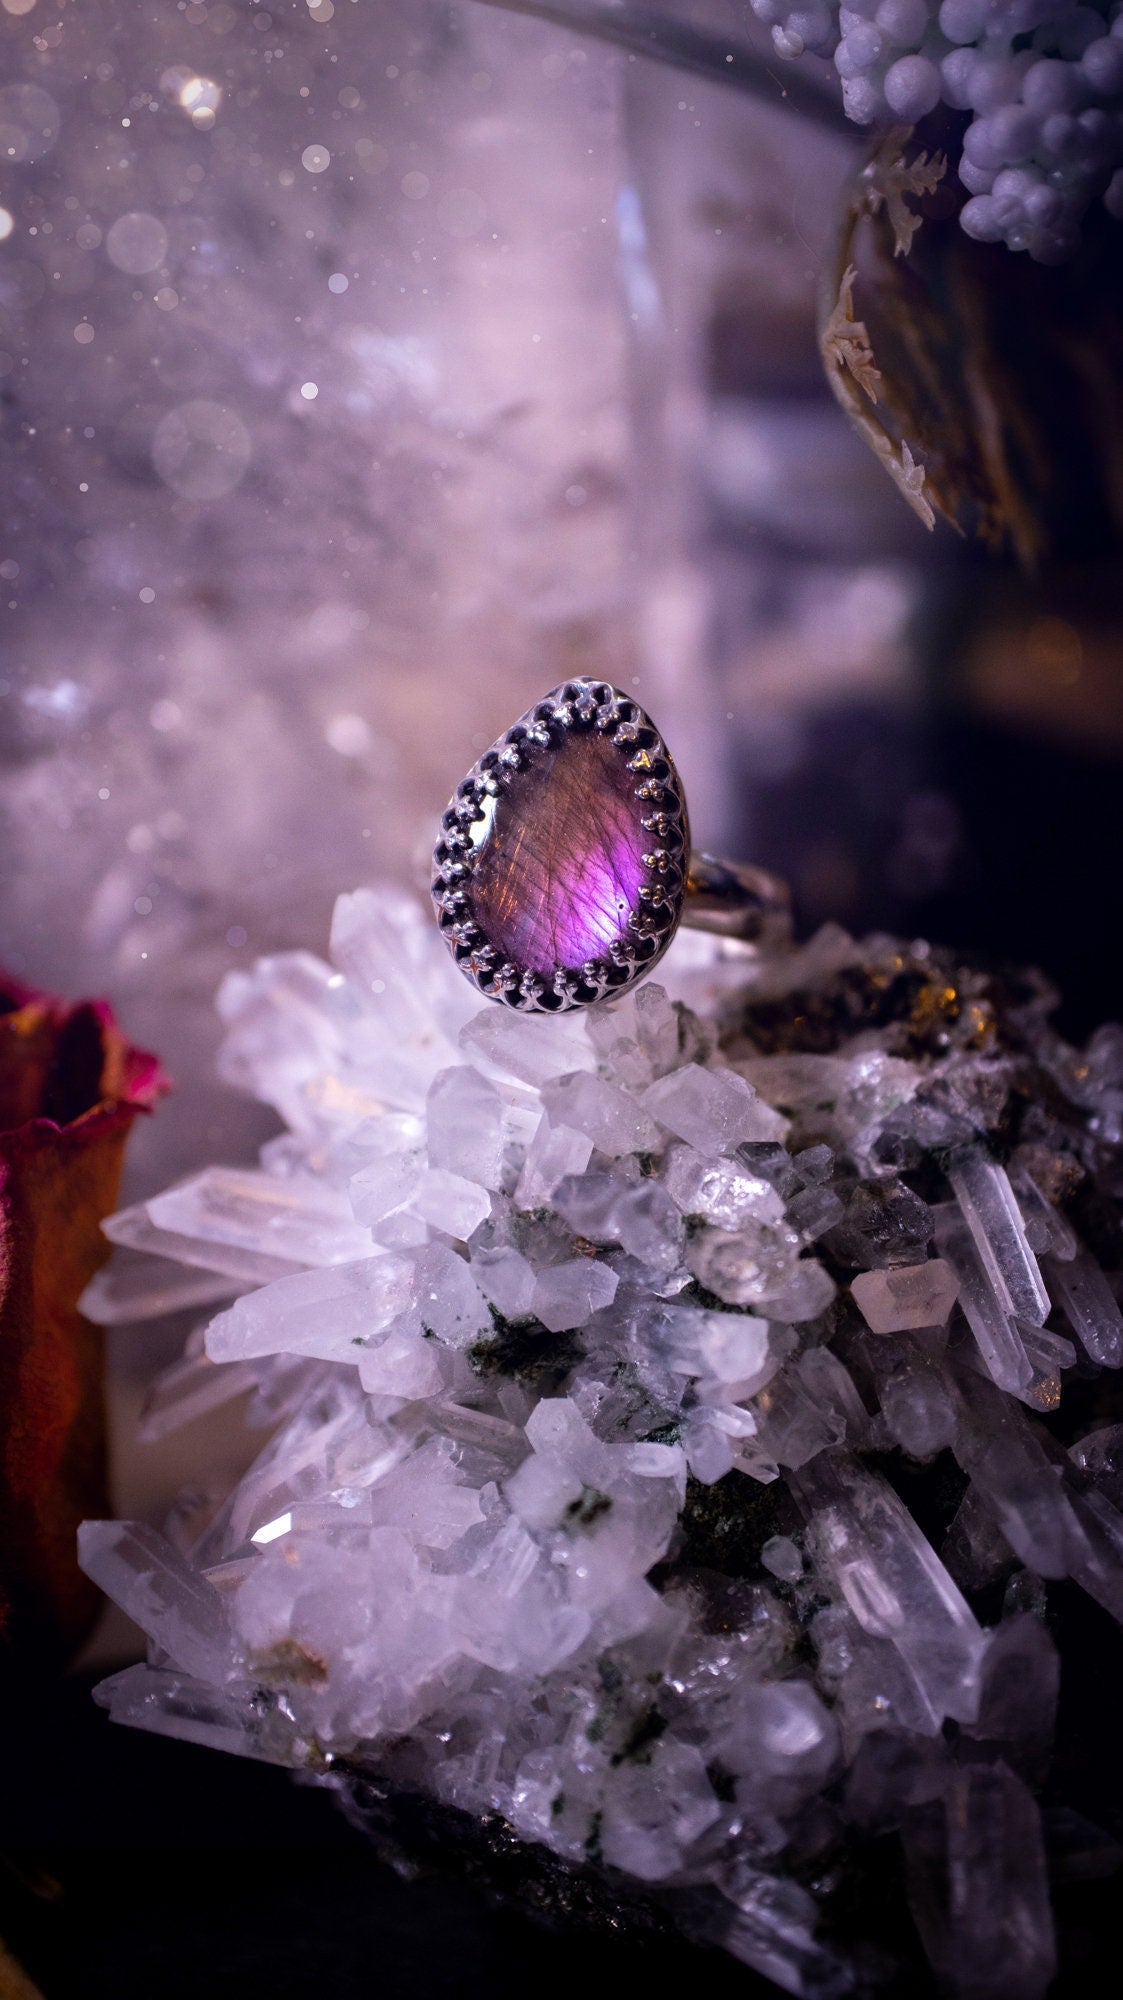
<box><xmin>432</xmin><ymin>679</ymin><xmax>691</xmax><ymax>1013</ymax></box>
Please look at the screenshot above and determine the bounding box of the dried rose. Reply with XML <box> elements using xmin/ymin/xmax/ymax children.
<box><xmin>0</xmin><ymin>970</ymin><xmax>167</xmax><ymax>1678</ymax></box>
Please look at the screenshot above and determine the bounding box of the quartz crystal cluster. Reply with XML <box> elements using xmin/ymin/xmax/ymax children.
<box><xmin>80</xmin><ymin>888</ymin><xmax>1123</xmax><ymax>1995</ymax></box>
<box><xmin>750</xmin><ymin>0</ymin><xmax>1123</xmax><ymax>259</ymax></box>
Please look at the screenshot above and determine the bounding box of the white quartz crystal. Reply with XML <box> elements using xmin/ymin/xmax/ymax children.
<box><xmin>426</xmin><ymin>1066</ymin><xmax>506</xmax><ymax>1191</ymax></box>
<box><xmin>663</xmin><ymin>1306</ymin><xmax>773</xmax><ymax>1390</ymax></box>
<box><xmin>205</xmin><ymin>1256</ymin><xmax>413</xmax><ymax>1366</ymax></box>
<box><xmin>1045</xmin><ymin>1250</ymin><xmax>1123</xmax><ymax>1369</ymax></box>
<box><xmin>357</xmin><ymin>1324</ymin><xmax>444</xmax><ymax>1401</ymax></box>
<box><xmin>762</xmin><ymin>1535</ymin><xmax>804</xmax><ymax>1583</ymax></box>
<box><xmin>688</xmin><ymin>1219</ymin><xmax>831</xmax><ymax>1320</ymax></box>
<box><xmin>79</xmin><ymin>1250</ymin><xmax>247</xmax><ymax>1328</ymax></box>
<box><xmin>348</xmin><ymin>1152</ymin><xmax>424</xmax><ymax>1231</ymax></box>
<box><xmin>410</xmin><ymin>1240</ymin><xmax>494</xmax><ymax>1349</ymax></box>
<box><xmin>663</xmin><ymin>1144</ymin><xmax>786</xmax><ymax>1230</ymax></box>
<box><xmin>83</xmin><ymin>886</ymin><xmax>1123</xmax><ymax>1996</ymax></box>
<box><xmin>1012</xmin><ymin>1163</ymin><xmax>1078</xmax><ymax>1262</ymax></box>
<box><xmin>851</xmin><ymin>1258</ymin><xmax>959</xmax><ymax>1334</ymax></box>
<box><xmin>796</xmin><ymin>1456</ymin><xmax>984</xmax><ymax>1729</ymax></box>
<box><xmin>531</xmin><ymin>1259</ymin><xmax>619</xmax><ymax>1333</ymax></box>
<box><xmin>409</xmin><ymin>1167</ymin><xmax>492</xmax><ymax>1241</ymax></box>
<box><xmin>513</xmin><ymin>1115</ymin><xmax>594</xmax><ymax>1210</ymax></box>
<box><xmin>472</xmin><ymin>1245</ymin><xmax>537</xmax><ymax>1320</ymax></box>
<box><xmin>539</xmin><ymin>1071</ymin><xmax>660</xmax><ymax>1157</ymax></box>
<box><xmin>553</xmin><ymin>1171</ymin><xmax>685</xmax><ymax>1276</ymax></box>
<box><xmin>460</xmin><ymin>1006</ymin><xmax>596</xmax><ymax>1089</ymax></box>
<box><xmin>947</xmin><ymin>1150</ymin><xmax>1050</xmax><ymax>1327</ymax></box>
<box><xmin>737</xmin><ymin>1050</ymin><xmax>917</xmax><ymax>1140</ymax></box>
<box><xmin>880</xmin><ymin>1364</ymin><xmax>957</xmax><ymax>1459</ymax></box>
<box><xmin>722</xmin><ymin>1869</ymin><xmax>853</xmax><ymax>2000</ymax></box>
<box><xmin>77</xmin><ymin>1522</ymin><xmax>234</xmax><ymax>1684</ymax></box>
<box><xmin>148</xmin><ymin>1167</ymin><xmax>375</xmax><ymax>1268</ymax></box>
<box><xmin>103</xmin><ymin>1197</ymin><xmax>305</xmax><ymax>1286</ymax></box>
<box><xmin>904</xmin><ymin>1763</ymin><xmax>1055</xmax><ymax>2000</ymax></box>
<box><xmin>934</xmin><ymin>1204</ymin><xmax>1037</xmax><ymax>1400</ymax></box>
<box><xmin>642</xmin><ymin>1064</ymin><xmax>788</xmax><ymax>1152</ymax></box>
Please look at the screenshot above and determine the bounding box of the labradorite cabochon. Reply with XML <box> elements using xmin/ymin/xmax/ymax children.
<box><xmin>468</xmin><ymin>725</ymin><xmax>651</xmax><ymax>974</ymax></box>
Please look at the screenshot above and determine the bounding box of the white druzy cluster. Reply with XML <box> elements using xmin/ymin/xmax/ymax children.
<box><xmin>752</xmin><ymin>0</ymin><xmax>1123</xmax><ymax>259</ymax></box>
<box><xmin>80</xmin><ymin>887</ymin><xmax>1123</xmax><ymax>1996</ymax></box>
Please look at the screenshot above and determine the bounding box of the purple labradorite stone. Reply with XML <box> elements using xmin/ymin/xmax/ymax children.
<box><xmin>469</xmin><ymin>727</ymin><xmax>649</xmax><ymax>975</ymax></box>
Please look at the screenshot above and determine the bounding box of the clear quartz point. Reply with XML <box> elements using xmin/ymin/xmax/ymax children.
<box><xmin>947</xmin><ymin>1148</ymin><xmax>1050</xmax><ymax>1326</ymax></box>
<box><xmin>103</xmin><ymin>1197</ymin><xmax>305</xmax><ymax>1285</ymax></box>
<box><xmin>793</xmin><ymin>1454</ymin><xmax>984</xmax><ymax>1729</ymax></box>
<box><xmin>903</xmin><ymin>1763</ymin><xmax>1056</xmax><ymax>2000</ymax></box>
<box><xmin>78</xmin><ymin>1522</ymin><xmax>235</xmax><ymax>1682</ymax></box>
<box><xmin>94</xmin><ymin>1665</ymin><xmax>305</xmax><ymax>1766</ymax></box>
<box><xmin>934</xmin><ymin>1202</ymin><xmax>1036</xmax><ymax>1398</ymax></box>
<box><xmin>1010</xmin><ymin>1164</ymin><xmax>1078</xmax><ymax>1261</ymax></box>
<box><xmin>850</xmin><ymin>1258</ymin><xmax>958</xmax><ymax>1334</ymax></box>
<box><xmin>138</xmin><ymin>1350</ymin><xmax>259</xmax><ymax>1443</ymax></box>
<box><xmin>147</xmin><ymin>1167</ymin><xmax>375</xmax><ymax>1268</ymax></box>
<box><xmin>1045</xmin><ymin>1250</ymin><xmax>1123</xmax><ymax>1369</ymax></box>
<box><xmin>79</xmin><ymin>1249</ymin><xmax>249</xmax><ymax>1326</ymax></box>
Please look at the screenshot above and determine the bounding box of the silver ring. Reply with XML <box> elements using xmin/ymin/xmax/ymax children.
<box><xmin>431</xmin><ymin>679</ymin><xmax>791</xmax><ymax>1012</ymax></box>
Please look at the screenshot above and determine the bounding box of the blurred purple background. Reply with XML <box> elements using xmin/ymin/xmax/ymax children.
<box><xmin>3</xmin><ymin>0</ymin><xmax>1121</xmax><ymax>1577</ymax></box>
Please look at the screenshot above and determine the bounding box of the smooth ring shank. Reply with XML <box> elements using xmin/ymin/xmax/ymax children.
<box><xmin>683</xmin><ymin>852</ymin><xmax>791</xmax><ymax>943</ymax></box>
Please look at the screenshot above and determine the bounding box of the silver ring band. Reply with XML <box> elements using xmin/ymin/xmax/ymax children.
<box><xmin>684</xmin><ymin>852</ymin><xmax>791</xmax><ymax>944</ymax></box>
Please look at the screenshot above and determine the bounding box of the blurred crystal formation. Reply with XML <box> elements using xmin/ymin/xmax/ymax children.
<box><xmin>81</xmin><ymin>890</ymin><xmax>1123</xmax><ymax>1995</ymax></box>
<box><xmin>0</xmin><ymin>0</ymin><xmax>632</xmax><ymax>1195</ymax></box>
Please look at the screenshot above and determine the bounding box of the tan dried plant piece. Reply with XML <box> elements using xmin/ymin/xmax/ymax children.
<box><xmin>821</xmin><ymin>262</ymin><xmax>936</xmax><ymax>530</ymax></box>
<box><xmin>821</xmin><ymin>265</ymin><xmax>881</xmax><ymax>405</ymax></box>
<box><xmin>861</xmin><ymin>130</ymin><xmax>947</xmax><ymax>258</ymax></box>
<box><xmin>821</xmin><ymin>115</ymin><xmax>1123</xmax><ymax>565</ymax></box>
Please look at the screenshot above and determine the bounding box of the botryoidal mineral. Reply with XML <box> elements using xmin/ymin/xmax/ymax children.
<box><xmin>80</xmin><ymin>889</ymin><xmax>1123</xmax><ymax>1997</ymax></box>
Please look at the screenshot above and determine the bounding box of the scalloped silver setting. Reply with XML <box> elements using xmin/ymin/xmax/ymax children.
<box><xmin>431</xmin><ymin>679</ymin><xmax>691</xmax><ymax>1013</ymax></box>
